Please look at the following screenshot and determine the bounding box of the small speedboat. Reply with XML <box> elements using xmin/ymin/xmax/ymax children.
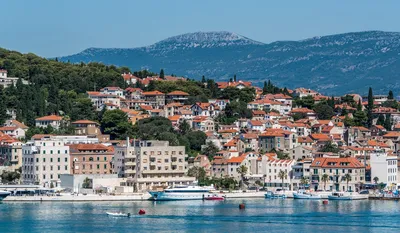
<box><xmin>204</xmin><ymin>194</ymin><xmax>225</xmax><ymax>201</ymax></box>
<box><xmin>328</xmin><ymin>191</ymin><xmax>368</xmax><ymax>200</ymax></box>
<box><xmin>106</xmin><ymin>212</ymin><xmax>131</xmax><ymax>217</ymax></box>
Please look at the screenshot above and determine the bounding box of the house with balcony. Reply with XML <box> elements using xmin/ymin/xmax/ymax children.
<box><xmin>35</xmin><ymin>115</ymin><xmax>63</xmax><ymax>130</ymax></box>
<box><xmin>166</xmin><ymin>91</ymin><xmax>189</xmax><ymax>104</ymax></box>
<box><xmin>191</xmin><ymin>102</ymin><xmax>220</xmax><ymax>117</ymax></box>
<box><xmin>310</xmin><ymin>157</ymin><xmax>365</xmax><ymax>192</ymax></box>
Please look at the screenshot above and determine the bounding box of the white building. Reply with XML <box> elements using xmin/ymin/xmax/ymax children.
<box><xmin>257</xmin><ymin>156</ymin><xmax>296</xmax><ymax>190</ymax></box>
<box><xmin>35</xmin><ymin>115</ymin><xmax>63</xmax><ymax>130</ymax></box>
<box><xmin>370</xmin><ymin>150</ymin><xmax>398</xmax><ymax>188</ymax></box>
<box><xmin>99</xmin><ymin>87</ymin><xmax>125</xmax><ymax>99</ymax></box>
<box><xmin>22</xmin><ymin>138</ymin><xmax>70</xmax><ymax>187</ymax></box>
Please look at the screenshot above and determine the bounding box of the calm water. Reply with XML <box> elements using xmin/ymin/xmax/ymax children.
<box><xmin>1</xmin><ymin>199</ymin><xmax>400</xmax><ymax>232</ymax></box>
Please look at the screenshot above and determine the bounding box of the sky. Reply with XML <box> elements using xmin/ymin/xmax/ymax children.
<box><xmin>2</xmin><ymin>0</ymin><xmax>400</xmax><ymax>57</ymax></box>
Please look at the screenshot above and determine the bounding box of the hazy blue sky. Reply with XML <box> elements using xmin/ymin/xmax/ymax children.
<box><xmin>2</xmin><ymin>0</ymin><xmax>400</xmax><ymax>57</ymax></box>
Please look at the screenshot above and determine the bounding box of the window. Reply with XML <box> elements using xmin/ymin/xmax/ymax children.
<box><xmin>58</xmin><ymin>158</ymin><xmax>60</xmax><ymax>162</ymax></box>
<box><xmin>65</xmin><ymin>165</ymin><xmax>68</xmax><ymax>170</ymax></box>
<box><xmin>58</xmin><ymin>166</ymin><xmax>60</xmax><ymax>171</ymax></box>
<box><xmin>50</xmin><ymin>166</ymin><xmax>53</xmax><ymax>171</ymax></box>
<box><xmin>83</xmin><ymin>165</ymin><xmax>85</xmax><ymax>169</ymax></box>
<box><xmin>97</xmin><ymin>165</ymin><xmax>100</xmax><ymax>169</ymax></box>
<box><xmin>43</xmin><ymin>158</ymin><xmax>46</xmax><ymax>162</ymax></box>
<box><xmin>65</xmin><ymin>158</ymin><xmax>68</xmax><ymax>162</ymax></box>
<box><xmin>97</xmin><ymin>157</ymin><xmax>99</xmax><ymax>161</ymax></box>
<box><xmin>50</xmin><ymin>150</ymin><xmax>53</xmax><ymax>154</ymax></box>
<box><xmin>43</xmin><ymin>174</ymin><xmax>46</xmax><ymax>179</ymax></box>
<box><xmin>58</xmin><ymin>150</ymin><xmax>60</xmax><ymax>154</ymax></box>
<box><xmin>83</xmin><ymin>157</ymin><xmax>86</xmax><ymax>162</ymax></box>
<box><xmin>89</xmin><ymin>157</ymin><xmax>94</xmax><ymax>161</ymax></box>
<box><xmin>104</xmin><ymin>164</ymin><xmax>107</xmax><ymax>169</ymax></box>
<box><xmin>50</xmin><ymin>174</ymin><xmax>53</xmax><ymax>179</ymax></box>
<box><xmin>104</xmin><ymin>157</ymin><xmax>107</xmax><ymax>161</ymax></box>
<box><xmin>50</xmin><ymin>158</ymin><xmax>53</xmax><ymax>163</ymax></box>
<box><xmin>36</xmin><ymin>158</ymin><xmax>39</xmax><ymax>163</ymax></box>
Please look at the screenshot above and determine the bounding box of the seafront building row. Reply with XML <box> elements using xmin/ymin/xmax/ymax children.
<box><xmin>1</xmin><ymin>69</ymin><xmax>400</xmax><ymax>193</ymax></box>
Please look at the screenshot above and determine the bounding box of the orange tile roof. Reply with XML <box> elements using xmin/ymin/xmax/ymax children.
<box><xmin>31</xmin><ymin>134</ymin><xmax>54</xmax><ymax>140</ymax></box>
<box><xmin>142</xmin><ymin>90</ymin><xmax>164</xmax><ymax>96</ymax></box>
<box><xmin>252</xmin><ymin>110</ymin><xmax>266</xmax><ymax>115</ymax></box>
<box><xmin>242</xmin><ymin>133</ymin><xmax>258</xmax><ymax>139</ymax></box>
<box><xmin>9</xmin><ymin>120</ymin><xmax>29</xmax><ymax>129</ymax></box>
<box><xmin>249</xmin><ymin>120</ymin><xmax>263</xmax><ymax>126</ymax></box>
<box><xmin>167</xmin><ymin>91</ymin><xmax>189</xmax><ymax>96</ymax></box>
<box><xmin>298</xmin><ymin>136</ymin><xmax>314</xmax><ymax>143</ymax></box>
<box><xmin>72</xmin><ymin>120</ymin><xmax>98</xmax><ymax>125</ymax></box>
<box><xmin>218</xmin><ymin>129</ymin><xmax>238</xmax><ymax>133</ymax></box>
<box><xmin>383</xmin><ymin>131</ymin><xmax>400</xmax><ymax>138</ymax></box>
<box><xmin>193</xmin><ymin>116</ymin><xmax>210</xmax><ymax>123</ymax></box>
<box><xmin>0</xmin><ymin>126</ymin><xmax>17</xmax><ymax>131</ymax></box>
<box><xmin>310</xmin><ymin>134</ymin><xmax>331</xmax><ymax>141</ymax></box>
<box><xmin>227</xmin><ymin>156</ymin><xmax>246</xmax><ymax>163</ymax></box>
<box><xmin>69</xmin><ymin>143</ymin><xmax>112</xmax><ymax>152</ymax></box>
<box><xmin>291</xmin><ymin>108</ymin><xmax>315</xmax><ymax>114</ymax></box>
<box><xmin>311</xmin><ymin>157</ymin><xmax>365</xmax><ymax>168</ymax></box>
<box><xmin>260</xmin><ymin>128</ymin><xmax>292</xmax><ymax>137</ymax></box>
<box><xmin>35</xmin><ymin>115</ymin><xmax>62</xmax><ymax>121</ymax></box>
<box><xmin>168</xmin><ymin>115</ymin><xmax>181</xmax><ymax>122</ymax></box>
<box><xmin>224</xmin><ymin>139</ymin><xmax>237</xmax><ymax>147</ymax></box>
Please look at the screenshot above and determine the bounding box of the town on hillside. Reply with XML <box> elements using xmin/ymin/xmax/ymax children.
<box><xmin>1</xmin><ymin>67</ymin><xmax>400</xmax><ymax>195</ymax></box>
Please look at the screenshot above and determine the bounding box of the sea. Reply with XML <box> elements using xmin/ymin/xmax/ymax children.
<box><xmin>0</xmin><ymin>199</ymin><xmax>399</xmax><ymax>233</ymax></box>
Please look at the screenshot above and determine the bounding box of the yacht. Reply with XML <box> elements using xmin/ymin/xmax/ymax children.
<box><xmin>149</xmin><ymin>184</ymin><xmax>215</xmax><ymax>201</ymax></box>
<box><xmin>328</xmin><ymin>191</ymin><xmax>369</xmax><ymax>200</ymax></box>
<box><xmin>0</xmin><ymin>191</ymin><xmax>11</xmax><ymax>201</ymax></box>
<box><xmin>293</xmin><ymin>190</ymin><xmax>321</xmax><ymax>199</ymax></box>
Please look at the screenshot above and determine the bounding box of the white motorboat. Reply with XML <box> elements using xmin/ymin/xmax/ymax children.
<box><xmin>265</xmin><ymin>189</ymin><xmax>287</xmax><ymax>199</ymax></box>
<box><xmin>328</xmin><ymin>191</ymin><xmax>368</xmax><ymax>200</ymax></box>
<box><xmin>293</xmin><ymin>190</ymin><xmax>321</xmax><ymax>199</ymax></box>
<box><xmin>0</xmin><ymin>191</ymin><xmax>11</xmax><ymax>201</ymax></box>
<box><xmin>106</xmin><ymin>212</ymin><xmax>131</xmax><ymax>217</ymax></box>
<box><xmin>149</xmin><ymin>184</ymin><xmax>215</xmax><ymax>201</ymax></box>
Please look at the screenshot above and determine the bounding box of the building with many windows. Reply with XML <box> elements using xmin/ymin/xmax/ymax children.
<box><xmin>370</xmin><ymin>150</ymin><xmax>398</xmax><ymax>188</ymax></box>
<box><xmin>69</xmin><ymin>144</ymin><xmax>114</xmax><ymax>175</ymax></box>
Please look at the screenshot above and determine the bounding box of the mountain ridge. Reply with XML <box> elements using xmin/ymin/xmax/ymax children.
<box><xmin>59</xmin><ymin>30</ymin><xmax>400</xmax><ymax>95</ymax></box>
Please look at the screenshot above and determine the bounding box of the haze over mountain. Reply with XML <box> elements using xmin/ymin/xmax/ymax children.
<box><xmin>60</xmin><ymin>31</ymin><xmax>400</xmax><ymax>95</ymax></box>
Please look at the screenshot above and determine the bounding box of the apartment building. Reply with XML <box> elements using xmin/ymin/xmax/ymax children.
<box><xmin>310</xmin><ymin>157</ymin><xmax>365</xmax><ymax>192</ymax></box>
<box><xmin>258</xmin><ymin>129</ymin><xmax>297</xmax><ymax>152</ymax></box>
<box><xmin>0</xmin><ymin>135</ymin><xmax>23</xmax><ymax>167</ymax></box>
<box><xmin>22</xmin><ymin>138</ymin><xmax>70</xmax><ymax>187</ymax></box>
<box><xmin>370</xmin><ymin>150</ymin><xmax>398</xmax><ymax>188</ymax></box>
<box><xmin>69</xmin><ymin>144</ymin><xmax>114</xmax><ymax>175</ymax></box>
<box><xmin>35</xmin><ymin>115</ymin><xmax>63</xmax><ymax>130</ymax></box>
<box><xmin>115</xmin><ymin>140</ymin><xmax>194</xmax><ymax>191</ymax></box>
<box><xmin>257</xmin><ymin>155</ymin><xmax>295</xmax><ymax>190</ymax></box>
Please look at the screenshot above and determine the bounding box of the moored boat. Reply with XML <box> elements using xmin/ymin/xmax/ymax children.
<box><xmin>204</xmin><ymin>194</ymin><xmax>225</xmax><ymax>201</ymax></box>
<box><xmin>149</xmin><ymin>184</ymin><xmax>215</xmax><ymax>201</ymax></box>
<box><xmin>265</xmin><ymin>190</ymin><xmax>287</xmax><ymax>199</ymax></box>
<box><xmin>106</xmin><ymin>212</ymin><xmax>131</xmax><ymax>217</ymax></box>
<box><xmin>328</xmin><ymin>191</ymin><xmax>368</xmax><ymax>200</ymax></box>
<box><xmin>293</xmin><ymin>190</ymin><xmax>321</xmax><ymax>199</ymax></box>
<box><xmin>0</xmin><ymin>191</ymin><xmax>11</xmax><ymax>201</ymax></box>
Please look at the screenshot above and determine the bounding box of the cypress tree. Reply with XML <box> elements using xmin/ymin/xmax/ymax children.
<box><xmin>384</xmin><ymin>114</ymin><xmax>392</xmax><ymax>131</ymax></box>
<box><xmin>388</xmin><ymin>90</ymin><xmax>394</xmax><ymax>100</ymax></box>
<box><xmin>201</xmin><ymin>75</ymin><xmax>206</xmax><ymax>83</ymax></box>
<box><xmin>367</xmin><ymin>87</ymin><xmax>374</xmax><ymax>127</ymax></box>
<box><xmin>160</xmin><ymin>69</ymin><xmax>165</xmax><ymax>79</ymax></box>
<box><xmin>357</xmin><ymin>99</ymin><xmax>362</xmax><ymax>111</ymax></box>
<box><xmin>0</xmin><ymin>87</ymin><xmax>8</xmax><ymax>124</ymax></box>
<box><xmin>263</xmin><ymin>81</ymin><xmax>268</xmax><ymax>94</ymax></box>
<box><xmin>233</xmin><ymin>74</ymin><xmax>237</xmax><ymax>82</ymax></box>
<box><xmin>376</xmin><ymin>114</ymin><xmax>385</xmax><ymax>126</ymax></box>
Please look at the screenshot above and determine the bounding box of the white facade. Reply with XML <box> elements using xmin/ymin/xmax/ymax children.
<box><xmin>370</xmin><ymin>150</ymin><xmax>398</xmax><ymax>186</ymax></box>
<box><xmin>22</xmin><ymin>139</ymin><xmax>70</xmax><ymax>187</ymax></box>
<box><xmin>257</xmin><ymin>157</ymin><xmax>295</xmax><ymax>190</ymax></box>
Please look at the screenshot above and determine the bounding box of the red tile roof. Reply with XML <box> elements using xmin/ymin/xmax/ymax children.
<box><xmin>311</xmin><ymin>157</ymin><xmax>365</xmax><ymax>168</ymax></box>
<box><xmin>227</xmin><ymin>156</ymin><xmax>246</xmax><ymax>163</ymax></box>
<box><xmin>167</xmin><ymin>91</ymin><xmax>189</xmax><ymax>96</ymax></box>
<box><xmin>35</xmin><ymin>115</ymin><xmax>62</xmax><ymax>121</ymax></box>
<box><xmin>142</xmin><ymin>90</ymin><xmax>164</xmax><ymax>96</ymax></box>
<box><xmin>72</xmin><ymin>120</ymin><xmax>99</xmax><ymax>125</ymax></box>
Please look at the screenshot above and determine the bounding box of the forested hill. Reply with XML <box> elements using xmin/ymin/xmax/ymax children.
<box><xmin>0</xmin><ymin>48</ymin><xmax>130</xmax><ymax>126</ymax></box>
<box><xmin>60</xmin><ymin>30</ymin><xmax>400</xmax><ymax>95</ymax></box>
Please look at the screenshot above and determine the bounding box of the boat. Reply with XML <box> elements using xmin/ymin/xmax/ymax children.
<box><xmin>204</xmin><ymin>194</ymin><xmax>225</xmax><ymax>201</ymax></box>
<box><xmin>328</xmin><ymin>191</ymin><xmax>369</xmax><ymax>200</ymax></box>
<box><xmin>293</xmin><ymin>190</ymin><xmax>321</xmax><ymax>199</ymax></box>
<box><xmin>265</xmin><ymin>190</ymin><xmax>286</xmax><ymax>199</ymax></box>
<box><xmin>149</xmin><ymin>184</ymin><xmax>215</xmax><ymax>201</ymax></box>
<box><xmin>0</xmin><ymin>191</ymin><xmax>11</xmax><ymax>201</ymax></box>
<box><xmin>106</xmin><ymin>212</ymin><xmax>131</xmax><ymax>217</ymax></box>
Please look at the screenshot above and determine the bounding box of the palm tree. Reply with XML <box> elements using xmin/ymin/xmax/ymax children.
<box><xmin>321</xmin><ymin>174</ymin><xmax>329</xmax><ymax>191</ymax></box>
<box><xmin>236</xmin><ymin>165</ymin><xmax>248</xmax><ymax>189</ymax></box>
<box><xmin>300</xmin><ymin>177</ymin><xmax>309</xmax><ymax>190</ymax></box>
<box><xmin>278</xmin><ymin>170</ymin><xmax>288</xmax><ymax>191</ymax></box>
<box><xmin>373</xmin><ymin>177</ymin><xmax>379</xmax><ymax>191</ymax></box>
<box><xmin>343</xmin><ymin>173</ymin><xmax>352</xmax><ymax>191</ymax></box>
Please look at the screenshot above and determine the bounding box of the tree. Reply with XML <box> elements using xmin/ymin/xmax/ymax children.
<box><xmin>321</xmin><ymin>174</ymin><xmax>329</xmax><ymax>191</ymax></box>
<box><xmin>101</xmin><ymin>110</ymin><xmax>134</xmax><ymax>140</ymax></box>
<box><xmin>201</xmin><ymin>75</ymin><xmax>206</xmax><ymax>83</ymax></box>
<box><xmin>388</xmin><ymin>90</ymin><xmax>394</xmax><ymax>100</ymax></box>
<box><xmin>178</xmin><ymin>119</ymin><xmax>191</xmax><ymax>135</ymax></box>
<box><xmin>373</xmin><ymin>176</ymin><xmax>379</xmax><ymax>185</ymax></box>
<box><xmin>384</xmin><ymin>114</ymin><xmax>392</xmax><ymax>131</ymax></box>
<box><xmin>300</xmin><ymin>177</ymin><xmax>309</xmax><ymax>189</ymax></box>
<box><xmin>357</xmin><ymin>99</ymin><xmax>362</xmax><ymax>111</ymax></box>
<box><xmin>202</xmin><ymin>141</ymin><xmax>219</xmax><ymax>160</ymax></box>
<box><xmin>186</xmin><ymin>131</ymin><xmax>207</xmax><ymax>151</ymax></box>
<box><xmin>82</xmin><ymin>177</ymin><xmax>92</xmax><ymax>189</ymax></box>
<box><xmin>313</xmin><ymin>102</ymin><xmax>335</xmax><ymax>120</ymax></box>
<box><xmin>353</xmin><ymin>110</ymin><xmax>368</xmax><ymax>126</ymax></box>
<box><xmin>236</xmin><ymin>165</ymin><xmax>248</xmax><ymax>189</ymax></box>
<box><xmin>278</xmin><ymin>170</ymin><xmax>287</xmax><ymax>191</ymax></box>
<box><xmin>187</xmin><ymin>166</ymin><xmax>206</xmax><ymax>184</ymax></box>
<box><xmin>320</xmin><ymin>141</ymin><xmax>340</xmax><ymax>153</ymax></box>
<box><xmin>0</xmin><ymin>86</ymin><xmax>8</xmax><ymax>125</ymax></box>
<box><xmin>343</xmin><ymin>173</ymin><xmax>351</xmax><ymax>191</ymax></box>
<box><xmin>0</xmin><ymin>170</ymin><xmax>21</xmax><ymax>184</ymax></box>
<box><xmin>376</xmin><ymin>114</ymin><xmax>385</xmax><ymax>126</ymax></box>
<box><xmin>343</xmin><ymin>116</ymin><xmax>355</xmax><ymax>127</ymax></box>
<box><xmin>367</xmin><ymin>87</ymin><xmax>374</xmax><ymax>127</ymax></box>
<box><xmin>159</xmin><ymin>69</ymin><xmax>165</xmax><ymax>79</ymax></box>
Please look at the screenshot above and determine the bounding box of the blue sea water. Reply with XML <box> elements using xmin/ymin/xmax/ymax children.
<box><xmin>1</xmin><ymin>199</ymin><xmax>399</xmax><ymax>233</ymax></box>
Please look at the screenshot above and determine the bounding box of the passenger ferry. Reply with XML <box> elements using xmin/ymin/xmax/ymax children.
<box><xmin>149</xmin><ymin>184</ymin><xmax>215</xmax><ymax>201</ymax></box>
<box><xmin>0</xmin><ymin>191</ymin><xmax>11</xmax><ymax>201</ymax></box>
